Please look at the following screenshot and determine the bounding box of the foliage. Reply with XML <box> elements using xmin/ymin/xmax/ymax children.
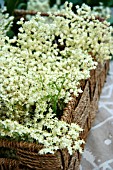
<box><xmin>67</xmin><ymin>0</ymin><xmax>113</xmax><ymax>6</ymax></box>
<box><xmin>3</xmin><ymin>0</ymin><xmax>113</xmax><ymax>15</ymax></box>
<box><xmin>4</xmin><ymin>0</ymin><xmax>28</xmax><ymax>15</ymax></box>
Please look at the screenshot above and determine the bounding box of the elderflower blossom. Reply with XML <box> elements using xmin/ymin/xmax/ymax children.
<box><xmin>27</xmin><ymin>0</ymin><xmax>62</xmax><ymax>12</ymax></box>
<box><xmin>0</xmin><ymin>7</ymin><xmax>14</xmax><ymax>48</ymax></box>
<box><xmin>0</xmin><ymin>116</ymin><xmax>84</xmax><ymax>155</ymax></box>
<box><xmin>92</xmin><ymin>3</ymin><xmax>111</xmax><ymax>20</ymax></box>
<box><xmin>27</xmin><ymin>0</ymin><xmax>50</xmax><ymax>12</ymax></box>
<box><xmin>26</xmin><ymin>0</ymin><xmax>63</xmax><ymax>20</ymax></box>
<box><xmin>0</xmin><ymin>2</ymin><xmax>112</xmax><ymax>155</ymax></box>
<box><xmin>60</xmin><ymin>3</ymin><xmax>113</xmax><ymax>62</ymax></box>
<box><xmin>0</xmin><ymin>7</ymin><xmax>14</xmax><ymax>35</ymax></box>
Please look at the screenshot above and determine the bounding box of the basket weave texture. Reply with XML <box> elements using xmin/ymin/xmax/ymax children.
<box><xmin>0</xmin><ymin>60</ymin><xmax>109</xmax><ymax>170</ymax></box>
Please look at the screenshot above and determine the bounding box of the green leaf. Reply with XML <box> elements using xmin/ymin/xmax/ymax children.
<box><xmin>67</xmin><ymin>0</ymin><xmax>83</xmax><ymax>5</ymax></box>
<box><xmin>4</xmin><ymin>0</ymin><xmax>19</xmax><ymax>15</ymax></box>
<box><xmin>84</xmin><ymin>0</ymin><xmax>99</xmax><ymax>6</ymax></box>
<box><xmin>85</xmin><ymin>0</ymin><xmax>113</xmax><ymax>7</ymax></box>
<box><xmin>17</xmin><ymin>3</ymin><xmax>27</xmax><ymax>10</ymax></box>
<box><xmin>49</xmin><ymin>0</ymin><xmax>56</xmax><ymax>7</ymax></box>
<box><xmin>108</xmin><ymin>16</ymin><xmax>113</xmax><ymax>25</ymax></box>
<box><xmin>4</xmin><ymin>0</ymin><xmax>28</xmax><ymax>15</ymax></box>
<box><xmin>107</xmin><ymin>0</ymin><xmax>113</xmax><ymax>6</ymax></box>
<box><xmin>6</xmin><ymin>30</ymin><xmax>15</xmax><ymax>38</ymax></box>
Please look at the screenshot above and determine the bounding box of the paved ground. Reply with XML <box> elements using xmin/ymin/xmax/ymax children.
<box><xmin>80</xmin><ymin>61</ymin><xmax>113</xmax><ymax>170</ymax></box>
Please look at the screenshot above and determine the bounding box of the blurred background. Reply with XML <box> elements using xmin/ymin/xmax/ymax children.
<box><xmin>0</xmin><ymin>0</ymin><xmax>113</xmax><ymax>16</ymax></box>
<box><xmin>0</xmin><ymin>0</ymin><xmax>113</xmax><ymax>37</ymax></box>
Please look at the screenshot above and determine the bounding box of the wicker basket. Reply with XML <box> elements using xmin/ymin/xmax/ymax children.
<box><xmin>0</xmin><ymin>60</ymin><xmax>109</xmax><ymax>170</ymax></box>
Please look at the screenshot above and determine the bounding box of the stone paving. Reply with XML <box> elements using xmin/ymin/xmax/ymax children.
<box><xmin>80</xmin><ymin>61</ymin><xmax>113</xmax><ymax>170</ymax></box>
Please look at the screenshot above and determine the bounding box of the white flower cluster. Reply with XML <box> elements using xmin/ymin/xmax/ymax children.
<box><xmin>27</xmin><ymin>0</ymin><xmax>50</xmax><ymax>12</ymax></box>
<box><xmin>0</xmin><ymin>7</ymin><xmax>14</xmax><ymax>35</ymax></box>
<box><xmin>0</xmin><ymin>7</ymin><xmax>14</xmax><ymax>57</ymax></box>
<box><xmin>92</xmin><ymin>3</ymin><xmax>111</xmax><ymax>20</ymax></box>
<box><xmin>60</xmin><ymin>2</ymin><xmax>113</xmax><ymax>62</ymax></box>
<box><xmin>27</xmin><ymin>0</ymin><xmax>61</xmax><ymax>12</ymax></box>
<box><xmin>0</xmin><ymin>116</ymin><xmax>84</xmax><ymax>155</ymax></box>
<box><xmin>0</xmin><ymin>2</ymin><xmax>112</xmax><ymax>155</ymax></box>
